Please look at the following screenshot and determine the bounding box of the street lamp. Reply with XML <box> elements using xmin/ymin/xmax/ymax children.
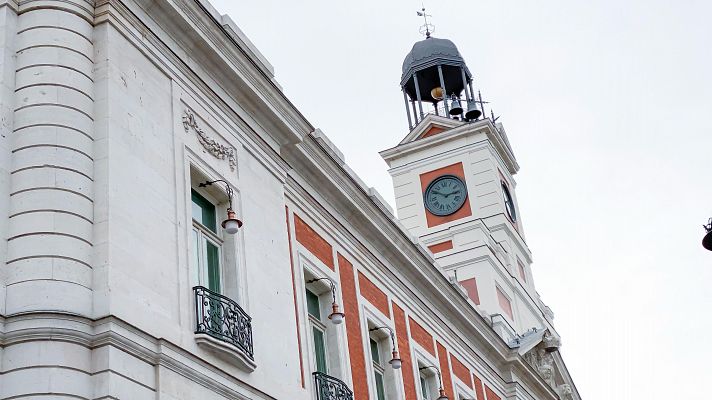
<box><xmin>305</xmin><ymin>277</ymin><xmax>345</xmax><ymax>325</ymax></box>
<box><xmin>198</xmin><ymin>179</ymin><xmax>242</xmax><ymax>234</ymax></box>
<box><xmin>368</xmin><ymin>326</ymin><xmax>402</xmax><ymax>369</ymax></box>
<box><xmin>703</xmin><ymin>218</ymin><xmax>712</xmax><ymax>251</ymax></box>
<box><xmin>419</xmin><ymin>365</ymin><xmax>448</xmax><ymax>400</ymax></box>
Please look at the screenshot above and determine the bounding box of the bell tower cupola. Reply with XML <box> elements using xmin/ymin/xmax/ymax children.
<box><xmin>401</xmin><ymin>36</ymin><xmax>482</xmax><ymax>130</ymax></box>
<box><xmin>381</xmin><ymin>18</ymin><xmax>560</xmax><ymax>345</ymax></box>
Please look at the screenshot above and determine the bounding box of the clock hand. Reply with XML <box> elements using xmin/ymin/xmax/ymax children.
<box><xmin>432</xmin><ymin>190</ymin><xmax>445</xmax><ymax>196</ymax></box>
<box><xmin>445</xmin><ymin>190</ymin><xmax>461</xmax><ymax>197</ymax></box>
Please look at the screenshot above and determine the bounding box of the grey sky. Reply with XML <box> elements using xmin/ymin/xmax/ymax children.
<box><xmin>210</xmin><ymin>1</ymin><xmax>712</xmax><ymax>398</ymax></box>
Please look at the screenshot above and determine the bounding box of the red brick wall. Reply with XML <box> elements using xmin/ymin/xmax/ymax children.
<box><xmin>337</xmin><ymin>254</ymin><xmax>368</xmax><ymax>400</ymax></box>
<box><xmin>473</xmin><ymin>374</ymin><xmax>485</xmax><ymax>400</ymax></box>
<box><xmin>294</xmin><ymin>214</ymin><xmax>334</xmax><ymax>270</ymax></box>
<box><xmin>421</xmin><ymin>126</ymin><xmax>447</xmax><ymax>139</ymax></box>
<box><xmin>427</xmin><ymin>240</ymin><xmax>454</xmax><ymax>254</ymax></box>
<box><xmin>408</xmin><ymin>317</ymin><xmax>435</xmax><ymax>355</ymax></box>
<box><xmin>485</xmin><ymin>385</ymin><xmax>501</xmax><ymax>400</ymax></box>
<box><xmin>449</xmin><ymin>354</ymin><xmax>472</xmax><ymax>388</ymax></box>
<box><xmin>357</xmin><ymin>271</ymin><xmax>390</xmax><ymax>317</ymax></box>
<box><xmin>436</xmin><ymin>342</ymin><xmax>454</xmax><ymax>398</ymax></box>
<box><xmin>420</xmin><ymin>163</ymin><xmax>473</xmax><ymax>228</ymax></box>
<box><xmin>392</xmin><ymin>302</ymin><xmax>417</xmax><ymax>400</ymax></box>
<box><xmin>285</xmin><ymin>208</ymin><xmax>305</xmax><ymax>388</ymax></box>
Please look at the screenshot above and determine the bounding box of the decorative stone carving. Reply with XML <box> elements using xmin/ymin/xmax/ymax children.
<box><xmin>183</xmin><ymin>110</ymin><xmax>236</xmax><ymax>171</ymax></box>
<box><xmin>557</xmin><ymin>384</ymin><xmax>573</xmax><ymax>399</ymax></box>
<box><xmin>526</xmin><ymin>347</ymin><xmax>557</xmax><ymax>388</ymax></box>
<box><xmin>537</xmin><ymin>348</ymin><xmax>555</xmax><ymax>386</ymax></box>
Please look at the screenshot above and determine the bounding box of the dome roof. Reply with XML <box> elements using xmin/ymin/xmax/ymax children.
<box><xmin>401</xmin><ymin>37</ymin><xmax>468</xmax><ymax>82</ymax></box>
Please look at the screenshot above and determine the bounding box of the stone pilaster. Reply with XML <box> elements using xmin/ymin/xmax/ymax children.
<box><xmin>7</xmin><ymin>0</ymin><xmax>95</xmax><ymax>315</ymax></box>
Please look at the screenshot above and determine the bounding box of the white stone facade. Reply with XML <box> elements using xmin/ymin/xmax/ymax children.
<box><xmin>0</xmin><ymin>1</ymin><xmax>581</xmax><ymax>400</ymax></box>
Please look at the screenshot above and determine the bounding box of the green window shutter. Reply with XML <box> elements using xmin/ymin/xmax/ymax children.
<box><xmin>191</xmin><ymin>189</ymin><xmax>217</xmax><ymax>232</ymax></box>
<box><xmin>312</xmin><ymin>326</ymin><xmax>328</xmax><ymax>373</ymax></box>
<box><xmin>206</xmin><ymin>241</ymin><xmax>220</xmax><ymax>293</ymax></box>
<box><xmin>306</xmin><ymin>290</ymin><xmax>321</xmax><ymax>319</ymax></box>
<box><xmin>370</xmin><ymin>338</ymin><xmax>381</xmax><ymax>364</ymax></box>
<box><xmin>374</xmin><ymin>371</ymin><xmax>386</xmax><ymax>400</ymax></box>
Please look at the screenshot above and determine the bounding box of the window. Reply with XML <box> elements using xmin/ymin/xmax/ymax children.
<box><xmin>370</xmin><ymin>338</ymin><xmax>387</xmax><ymax>400</ymax></box>
<box><xmin>419</xmin><ymin>373</ymin><xmax>430</xmax><ymax>400</ymax></box>
<box><xmin>192</xmin><ymin>189</ymin><xmax>222</xmax><ymax>293</ymax></box>
<box><xmin>496</xmin><ymin>286</ymin><xmax>513</xmax><ymax>320</ymax></box>
<box><xmin>307</xmin><ymin>288</ymin><xmax>329</xmax><ymax>373</ymax></box>
<box><xmin>501</xmin><ymin>181</ymin><xmax>517</xmax><ymax>223</ymax></box>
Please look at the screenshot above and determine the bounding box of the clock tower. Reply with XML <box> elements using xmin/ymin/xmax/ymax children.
<box><xmin>380</xmin><ymin>36</ymin><xmax>557</xmax><ymax>344</ymax></box>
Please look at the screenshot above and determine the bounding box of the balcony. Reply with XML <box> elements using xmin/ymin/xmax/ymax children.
<box><xmin>313</xmin><ymin>372</ymin><xmax>354</xmax><ymax>400</ymax></box>
<box><xmin>193</xmin><ymin>286</ymin><xmax>256</xmax><ymax>371</ymax></box>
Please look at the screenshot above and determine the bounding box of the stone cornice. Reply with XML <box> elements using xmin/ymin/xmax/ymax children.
<box><xmin>95</xmin><ymin>0</ymin><xmax>291</xmax><ymax>182</ymax></box>
<box><xmin>0</xmin><ymin>313</ymin><xmax>277</xmax><ymax>400</ymax></box>
<box><xmin>99</xmin><ymin>0</ymin><xmax>310</xmax><ymax>149</ymax></box>
<box><xmin>174</xmin><ymin>0</ymin><xmax>312</xmax><ymax>143</ymax></box>
<box><xmin>0</xmin><ymin>0</ymin><xmax>19</xmax><ymax>12</ymax></box>
<box><xmin>381</xmin><ymin>118</ymin><xmax>520</xmax><ymax>174</ymax></box>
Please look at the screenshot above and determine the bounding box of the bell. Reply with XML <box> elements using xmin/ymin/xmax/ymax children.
<box><xmin>703</xmin><ymin>219</ymin><xmax>712</xmax><ymax>251</ymax></box>
<box><xmin>465</xmin><ymin>101</ymin><xmax>482</xmax><ymax>120</ymax></box>
<box><xmin>449</xmin><ymin>97</ymin><xmax>463</xmax><ymax>115</ymax></box>
<box><xmin>430</xmin><ymin>87</ymin><xmax>444</xmax><ymax>100</ymax></box>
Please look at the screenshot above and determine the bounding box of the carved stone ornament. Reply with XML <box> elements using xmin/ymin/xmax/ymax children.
<box><xmin>183</xmin><ymin>110</ymin><xmax>237</xmax><ymax>171</ymax></box>
<box><xmin>537</xmin><ymin>349</ymin><xmax>556</xmax><ymax>387</ymax></box>
<box><xmin>557</xmin><ymin>383</ymin><xmax>573</xmax><ymax>400</ymax></box>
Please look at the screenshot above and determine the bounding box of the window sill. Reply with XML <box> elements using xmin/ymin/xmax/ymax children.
<box><xmin>195</xmin><ymin>333</ymin><xmax>257</xmax><ymax>372</ymax></box>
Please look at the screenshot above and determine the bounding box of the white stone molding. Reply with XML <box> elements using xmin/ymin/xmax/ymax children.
<box><xmin>0</xmin><ymin>313</ymin><xmax>271</xmax><ymax>400</ymax></box>
<box><xmin>194</xmin><ymin>333</ymin><xmax>257</xmax><ymax>372</ymax></box>
<box><xmin>183</xmin><ymin>109</ymin><xmax>236</xmax><ymax>171</ymax></box>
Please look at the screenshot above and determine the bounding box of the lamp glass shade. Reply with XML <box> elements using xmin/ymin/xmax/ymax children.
<box><xmin>223</xmin><ymin>219</ymin><xmax>241</xmax><ymax>234</ymax></box>
<box><xmin>221</xmin><ymin>209</ymin><xmax>242</xmax><ymax>234</ymax></box>
<box><xmin>389</xmin><ymin>358</ymin><xmax>402</xmax><ymax>369</ymax></box>
<box><xmin>328</xmin><ymin>312</ymin><xmax>345</xmax><ymax>325</ymax></box>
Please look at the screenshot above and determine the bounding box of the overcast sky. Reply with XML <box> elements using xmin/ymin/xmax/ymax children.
<box><xmin>211</xmin><ymin>1</ymin><xmax>712</xmax><ymax>398</ymax></box>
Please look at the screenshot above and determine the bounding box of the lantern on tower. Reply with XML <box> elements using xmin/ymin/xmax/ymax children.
<box><xmin>400</xmin><ymin>34</ymin><xmax>481</xmax><ymax>130</ymax></box>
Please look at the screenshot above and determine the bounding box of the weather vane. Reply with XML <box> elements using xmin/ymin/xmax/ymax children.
<box><xmin>416</xmin><ymin>6</ymin><xmax>434</xmax><ymax>38</ymax></box>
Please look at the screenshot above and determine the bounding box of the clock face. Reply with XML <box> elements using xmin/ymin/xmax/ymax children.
<box><xmin>424</xmin><ymin>175</ymin><xmax>468</xmax><ymax>216</ymax></box>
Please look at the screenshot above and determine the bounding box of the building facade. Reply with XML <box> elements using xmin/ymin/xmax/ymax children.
<box><xmin>0</xmin><ymin>1</ymin><xmax>581</xmax><ymax>400</ymax></box>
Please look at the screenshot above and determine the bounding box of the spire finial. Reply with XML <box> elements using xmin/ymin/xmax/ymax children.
<box><xmin>416</xmin><ymin>5</ymin><xmax>434</xmax><ymax>38</ymax></box>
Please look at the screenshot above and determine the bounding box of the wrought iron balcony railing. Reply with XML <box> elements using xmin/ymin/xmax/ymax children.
<box><xmin>194</xmin><ymin>286</ymin><xmax>254</xmax><ymax>360</ymax></box>
<box><xmin>313</xmin><ymin>372</ymin><xmax>354</xmax><ymax>400</ymax></box>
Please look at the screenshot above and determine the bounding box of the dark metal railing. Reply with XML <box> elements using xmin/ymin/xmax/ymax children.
<box><xmin>313</xmin><ymin>372</ymin><xmax>354</xmax><ymax>400</ymax></box>
<box><xmin>194</xmin><ymin>286</ymin><xmax>254</xmax><ymax>360</ymax></box>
